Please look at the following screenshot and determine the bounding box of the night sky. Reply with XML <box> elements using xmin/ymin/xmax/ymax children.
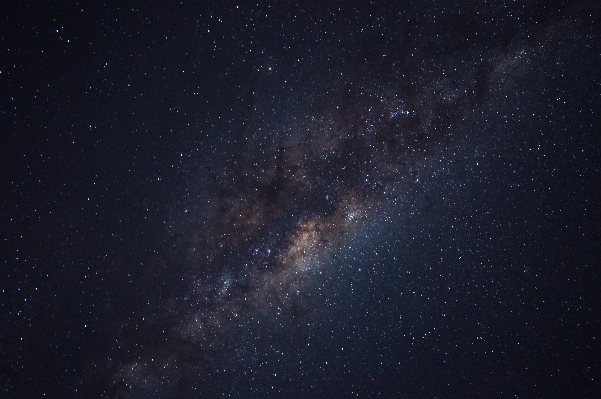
<box><xmin>2</xmin><ymin>2</ymin><xmax>601</xmax><ymax>398</ymax></box>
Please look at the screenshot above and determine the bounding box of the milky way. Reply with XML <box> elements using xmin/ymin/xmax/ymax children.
<box><xmin>107</xmin><ymin>18</ymin><xmax>577</xmax><ymax>395</ymax></box>
<box><xmin>3</xmin><ymin>2</ymin><xmax>599</xmax><ymax>398</ymax></box>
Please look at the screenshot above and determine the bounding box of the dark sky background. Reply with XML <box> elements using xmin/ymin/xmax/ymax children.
<box><xmin>1</xmin><ymin>1</ymin><xmax>600</xmax><ymax>398</ymax></box>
